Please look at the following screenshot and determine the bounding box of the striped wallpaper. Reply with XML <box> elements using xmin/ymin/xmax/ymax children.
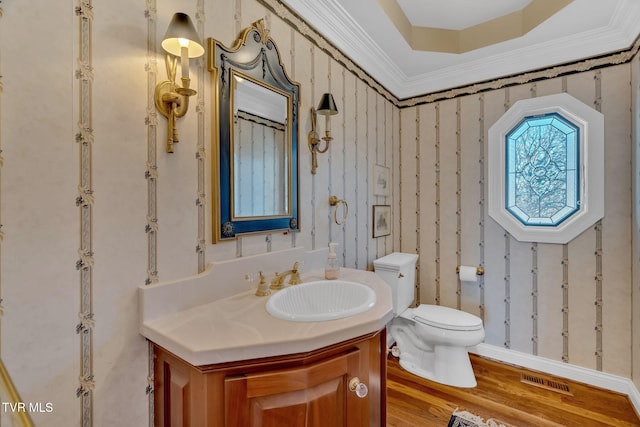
<box><xmin>0</xmin><ymin>0</ymin><xmax>637</xmax><ymax>425</ymax></box>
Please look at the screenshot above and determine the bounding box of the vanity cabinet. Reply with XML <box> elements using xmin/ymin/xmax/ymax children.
<box><xmin>153</xmin><ymin>330</ymin><xmax>386</xmax><ymax>426</ymax></box>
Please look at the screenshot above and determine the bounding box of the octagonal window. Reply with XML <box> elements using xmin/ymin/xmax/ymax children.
<box><xmin>488</xmin><ymin>93</ymin><xmax>604</xmax><ymax>244</ymax></box>
<box><xmin>505</xmin><ymin>113</ymin><xmax>580</xmax><ymax>227</ymax></box>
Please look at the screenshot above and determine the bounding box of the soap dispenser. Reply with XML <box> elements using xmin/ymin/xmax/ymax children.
<box><xmin>325</xmin><ymin>242</ymin><xmax>340</xmax><ymax>280</ymax></box>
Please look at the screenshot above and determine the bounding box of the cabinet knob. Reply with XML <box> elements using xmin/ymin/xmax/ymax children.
<box><xmin>348</xmin><ymin>377</ymin><xmax>368</xmax><ymax>398</ymax></box>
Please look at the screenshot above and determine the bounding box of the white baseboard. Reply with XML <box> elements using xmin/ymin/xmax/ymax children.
<box><xmin>470</xmin><ymin>343</ymin><xmax>640</xmax><ymax>415</ymax></box>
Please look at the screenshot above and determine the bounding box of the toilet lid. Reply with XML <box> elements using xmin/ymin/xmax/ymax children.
<box><xmin>412</xmin><ymin>305</ymin><xmax>483</xmax><ymax>331</ymax></box>
<box><xmin>373</xmin><ymin>252</ymin><xmax>418</xmax><ymax>270</ymax></box>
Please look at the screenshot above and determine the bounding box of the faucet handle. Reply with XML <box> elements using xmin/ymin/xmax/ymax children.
<box><xmin>289</xmin><ymin>261</ymin><xmax>303</xmax><ymax>285</ymax></box>
<box><xmin>247</xmin><ymin>271</ymin><xmax>271</xmax><ymax>296</ymax></box>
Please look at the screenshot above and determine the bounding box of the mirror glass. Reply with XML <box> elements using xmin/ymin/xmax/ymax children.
<box><xmin>232</xmin><ymin>74</ymin><xmax>290</xmax><ymax>218</ymax></box>
<box><xmin>208</xmin><ymin>20</ymin><xmax>300</xmax><ymax>242</ymax></box>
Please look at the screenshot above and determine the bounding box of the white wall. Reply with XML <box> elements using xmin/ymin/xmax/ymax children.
<box><xmin>0</xmin><ymin>0</ymin><xmax>398</xmax><ymax>425</ymax></box>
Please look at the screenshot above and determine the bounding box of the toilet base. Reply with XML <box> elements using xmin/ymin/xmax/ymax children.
<box><xmin>390</xmin><ymin>323</ymin><xmax>479</xmax><ymax>388</ymax></box>
<box><xmin>397</xmin><ymin>345</ymin><xmax>477</xmax><ymax>388</ymax></box>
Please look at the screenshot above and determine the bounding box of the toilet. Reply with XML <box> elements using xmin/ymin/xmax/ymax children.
<box><xmin>373</xmin><ymin>252</ymin><xmax>485</xmax><ymax>388</ymax></box>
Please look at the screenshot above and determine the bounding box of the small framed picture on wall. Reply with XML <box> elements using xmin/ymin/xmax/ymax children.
<box><xmin>372</xmin><ymin>205</ymin><xmax>391</xmax><ymax>238</ymax></box>
<box><xmin>373</xmin><ymin>164</ymin><xmax>390</xmax><ymax>196</ymax></box>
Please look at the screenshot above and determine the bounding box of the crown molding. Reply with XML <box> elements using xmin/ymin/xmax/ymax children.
<box><xmin>399</xmin><ymin>26</ymin><xmax>634</xmax><ymax>99</ymax></box>
<box><xmin>612</xmin><ymin>0</ymin><xmax>640</xmax><ymax>43</ymax></box>
<box><xmin>282</xmin><ymin>0</ymin><xmax>408</xmax><ymax>96</ymax></box>
<box><xmin>282</xmin><ymin>0</ymin><xmax>640</xmax><ymax>100</ymax></box>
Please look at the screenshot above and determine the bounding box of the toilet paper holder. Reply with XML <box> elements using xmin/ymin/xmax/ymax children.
<box><xmin>456</xmin><ymin>265</ymin><xmax>484</xmax><ymax>276</ymax></box>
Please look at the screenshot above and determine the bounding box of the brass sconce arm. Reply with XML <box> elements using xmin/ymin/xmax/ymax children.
<box><xmin>308</xmin><ymin>93</ymin><xmax>338</xmax><ymax>174</ymax></box>
<box><xmin>155</xmin><ymin>55</ymin><xmax>196</xmax><ymax>153</ymax></box>
<box><xmin>154</xmin><ymin>12</ymin><xmax>204</xmax><ymax>153</ymax></box>
<box><xmin>308</xmin><ymin>108</ymin><xmax>332</xmax><ymax>174</ymax></box>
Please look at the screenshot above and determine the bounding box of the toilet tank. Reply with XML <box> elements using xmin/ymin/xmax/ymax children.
<box><xmin>373</xmin><ymin>252</ymin><xmax>419</xmax><ymax>315</ymax></box>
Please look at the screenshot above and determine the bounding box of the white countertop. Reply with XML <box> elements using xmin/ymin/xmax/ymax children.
<box><xmin>140</xmin><ymin>267</ymin><xmax>393</xmax><ymax>366</ymax></box>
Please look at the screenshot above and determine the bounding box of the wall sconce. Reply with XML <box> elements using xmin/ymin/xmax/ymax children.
<box><xmin>154</xmin><ymin>13</ymin><xmax>204</xmax><ymax>153</ymax></box>
<box><xmin>308</xmin><ymin>93</ymin><xmax>338</xmax><ymax>174</ymax></box>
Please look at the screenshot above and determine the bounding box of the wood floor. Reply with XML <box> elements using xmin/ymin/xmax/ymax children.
<box><xmin>387</xmin><ymin>354</ymin><xmax>640</xmax><ymax>426</ymax></box>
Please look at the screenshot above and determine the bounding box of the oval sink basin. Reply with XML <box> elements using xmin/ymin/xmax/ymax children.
<box><xmin>265</xmin><ymin>280</ymin><xmax>376</xmax><ymax>322</ymax></box>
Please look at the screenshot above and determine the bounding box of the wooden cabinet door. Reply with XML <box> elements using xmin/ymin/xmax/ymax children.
<box><xmin>156</xmin><ymin>353</ymin><xmax>195</xmax><ymax>427</ymax></box>
<box><xmin>154</xmin><ymin>347</ymin><xmax>211</xmax><ymax>427</ymax></box>
<box><xmin>224</xmin><ymin>349</ymin><xmax>367</xmax><ymax>427</ymax></box>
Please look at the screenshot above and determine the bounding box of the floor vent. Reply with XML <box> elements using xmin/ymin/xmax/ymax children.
<box><xmin>520</xmin><ymin>372</ymin><xmax>573</xmax><ymax>395</ymax></box>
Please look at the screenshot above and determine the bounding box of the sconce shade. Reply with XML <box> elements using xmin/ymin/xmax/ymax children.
<box><xmin>316</xmin><ymin>93</ymin><xmax>338</xmax><ymax>116</ymax></box>
<box><xmin>161</xmin><ymin>13</ymin><xmax>205</xmax><ymax>58</ymax></box>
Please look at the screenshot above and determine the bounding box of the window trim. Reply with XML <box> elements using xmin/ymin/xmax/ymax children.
<box><xmin>488</xmin><ymin>93</ymin><xmax>604</xmax><ymax>244</ymax></box>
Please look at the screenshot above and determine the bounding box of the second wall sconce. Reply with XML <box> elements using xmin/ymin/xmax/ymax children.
<box><xmin>308</xmin><ymin>93</ymin><xmax>338</xmax><ymax>174</ymax></box>
<box><xmin>154</xmin><ymin>12</ymin><xmax>204</xmax><ymax>153</ymax></box>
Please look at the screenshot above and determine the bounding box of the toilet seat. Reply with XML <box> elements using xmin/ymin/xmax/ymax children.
<box><xmin>408</xmin><ymin>305</ymin><xmax>483</xmax><ymax>331</ymax></box>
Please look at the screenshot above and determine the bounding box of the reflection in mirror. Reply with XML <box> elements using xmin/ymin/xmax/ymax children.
<box><xmin>233</xmin><ymin>75</ymin><xmax>290</xmax><ymax>218</ymax></box>
<box><xmin>208</xmin><ymin>19</ymin><xmax>300</xmax><ymax>242</ymax></box>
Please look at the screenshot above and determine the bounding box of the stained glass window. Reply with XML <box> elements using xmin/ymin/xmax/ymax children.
<box><xmin>505</xmin><ymin>113</ymin><xmax>580</xmax><ymax>226</ymax></box>
<box><xmin>488</xmin><ymin>93</ymin><xmax>603</xmax><ymax>244</ymax></box>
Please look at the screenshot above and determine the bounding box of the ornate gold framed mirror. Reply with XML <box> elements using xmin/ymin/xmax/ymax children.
<box><xmin>208</xmin><ymin>20</ymin><xmax>301</xmax><ymax>243</ymax></box>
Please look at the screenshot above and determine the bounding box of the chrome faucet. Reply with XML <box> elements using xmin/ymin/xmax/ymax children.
<box><xmin>270</xmin><ymin>261</ymin><xmax>301</xmax><ymax>290</ymax></box>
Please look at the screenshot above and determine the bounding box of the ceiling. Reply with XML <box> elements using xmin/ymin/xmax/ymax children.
<box><xmin>280</xmin><ymin>0</ymin><xmax>640</xmax><ymax>99</ymax></box>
